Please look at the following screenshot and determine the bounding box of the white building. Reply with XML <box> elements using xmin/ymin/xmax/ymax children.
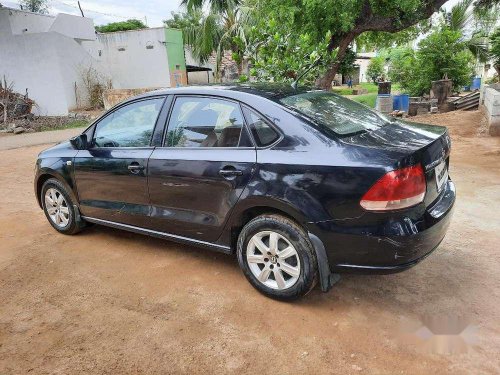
<box><xmin>355</xmin><ymin>52</ymin><xmax>377</xmax><ymax>83</ymax></box>
<box><xmin>0</xmin><ymin>8</ymin><xmax>209</xmax><ymax>116</ymax></box>
<box><xmin>88</xmin><ymin>27</ymin><xmax>197</xmax><ymax>90</ymax></box>
<box><xmin>0</xmin><ymin>7</ymin><xmax>109</xmax><ymax>115</ymax></box>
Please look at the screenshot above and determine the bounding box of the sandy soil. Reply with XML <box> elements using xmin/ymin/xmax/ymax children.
<box><xmin>0</xmin><ymin>110</ymin><xmax>499</xmax><ymax>374</ymax></box>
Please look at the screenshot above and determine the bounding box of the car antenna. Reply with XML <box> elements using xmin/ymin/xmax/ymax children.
<box><xmin>291</xmin><ymin>57</ymin><xmax>322</xmax><ymax>90</ymax></box>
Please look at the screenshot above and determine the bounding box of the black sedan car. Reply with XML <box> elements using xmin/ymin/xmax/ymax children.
<box><xmin>34</xmin><ymin>84</ymin><xmax>455</xmax><ymax>300</ymax></box>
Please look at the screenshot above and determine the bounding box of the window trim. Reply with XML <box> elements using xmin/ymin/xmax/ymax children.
<box><xmin>241</xmin><ymin>104</ymin><xmax>283</xmax><ymax>149</ymax></box>
<box><xmin>160</xmin><ymin>94</ymin><xmax>255</xmax><ymax>150</ymax></box>
<box><xmin>88</xmin><ymin>95</ymin><xmax>167</xmax><ymax>150</ymax></box>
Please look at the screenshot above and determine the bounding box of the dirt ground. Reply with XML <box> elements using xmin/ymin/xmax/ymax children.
<box><xmin>0</xmin><ymin>110</ymin><xmax>499</xmax><ymax>374</ymax></box>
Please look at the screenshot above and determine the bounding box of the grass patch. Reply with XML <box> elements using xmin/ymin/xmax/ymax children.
<box><xmin>331</xmin><ymin>82</ymin><xmax>379</xmax><ymax>95</ymax></box>
<box><xmin>331</xmin><ymin>82</ymin><xmax>402</xmax><ymax>96</ymax></box>
<box><xmin>39</xmin><ymin>119</ymin><xmax>90</xmax><ymax>132</ymax></box>
<box><xmin>351</xmin><ymin>93</ymin><xmax>377</xmax><ymax>108</ymax></box>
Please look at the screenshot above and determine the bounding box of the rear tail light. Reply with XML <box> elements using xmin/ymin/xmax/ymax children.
<box><xmin>360</xmin><ymin>165</ymin><xmax>426</xmax><ymax>211</ymax></box>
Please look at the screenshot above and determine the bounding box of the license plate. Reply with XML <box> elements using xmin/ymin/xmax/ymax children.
<box><xmin>435</xmin><ymin>160</ymin><xmax>448</xmax><ymax>192</ymax></box>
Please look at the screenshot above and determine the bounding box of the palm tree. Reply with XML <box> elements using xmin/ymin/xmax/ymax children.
<box><xmin>180</xmin><ymin>0</ymin><xmax>253</xmax><ymax>79</ymax></box>
<box><xmin>442</xmin><ymin>0</ymin><xmax>499</xmax><ymax>67</ymax></box>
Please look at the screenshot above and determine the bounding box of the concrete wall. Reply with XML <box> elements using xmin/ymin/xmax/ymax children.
<box><xmin>0</xmin><ymin>9</ymin><xmax>197</xmax><ymax>115</ymax></box>
<box><xmin>165</xmin><ymin>28</ymin><xmax>187</xmax><ymax>87</ymax></box>
<box><xmin>102</xmin><ymin>88</ymin><xmax>161</xmax><ymax>110</ymax></box>
<box><xmin>96</xmin><ymin>28</ymin><xmax>171</xmax><ymax>89</ymax></box>
<box><xmin>185</xmin><ymin>46</ymin><xmax>214</xmax><ymax>84</ymax></box>
<box><xmin>49</xmin><ymin>13</ymin><xmax>96</xmax><ymax>41</ymax></box>
<box><xmin>0</xmin><ymin>31</ymin><xmax>109</xmax><ymax>115</ymax></box>
<box><xmin>0</xmin><ymin>32</ymin><xmax>68</xmax><ymax>115</ymax></box>
<box><xmin>0</xmin><ymin>8</ymin><xmax>54</xmax><ymax>34</ymax></box>
<box><xmin>0</xmin><ymin>7</ymin><xmax>109</xmax><ymax>115</ymax></box>
<box><xmin>1</xmin><ymin>8</ymin><xmax>94</xmax><ymax>40</ymax></box>
<box><xmin>356</xmin><ymin>52</ymin><xmax>376</xmax><ymax>83</ymax></box>
<box><xmin>482</xmin><ymin>85</ymin><xmax>500</xmax><ymax>136</ymax></box>
<box><xmin>355</xmin><ymin>58</ymin><xmax>371</xmax><ymax>83</ymax></box>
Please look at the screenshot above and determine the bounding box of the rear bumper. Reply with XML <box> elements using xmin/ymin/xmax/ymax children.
<box><xmin>333</xmin><ymin>238</ymin><xmax>443</xmax><ymax>274</ymax></box>
<box><xmin>308</xmin><ymin>180</ymin><xmax>455</xmax><ymax>274</ymax></box>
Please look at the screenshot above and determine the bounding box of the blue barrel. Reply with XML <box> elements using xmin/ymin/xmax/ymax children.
<box><xmin>392</xmin><ymin>94</ymin><xmax>409</xmax><ymax>112</ymax></box>
<box><xmin>471</xmin><ymin>77</ymin><xmax>481</xmax><ymax>90</ymax></box>
<box><xmin>393</xmin><ymin>95</ymin><xmax>401</xmax><ymax>110</ymax></box>
<box><xmin>399</xmin><ymin>94</ymin><xmax>409</xmax><ymax>112</ymax></box>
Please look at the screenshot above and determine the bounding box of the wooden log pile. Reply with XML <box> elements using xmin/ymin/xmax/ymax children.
<box><xmin>0</xmin><ymin>77</ymin><xmax>34</xmax><ymax>125</ymax></box>
<box><xmin>450</xmin><ymin>91</ymin><xmax>480</xmax><ymax>111</ymax></box>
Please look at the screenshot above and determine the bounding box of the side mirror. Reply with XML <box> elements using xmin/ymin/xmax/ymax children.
<box><xmin>70</xmin><ymin>134</ymin><xmax>88</xmax><ymax>150</ymax></box>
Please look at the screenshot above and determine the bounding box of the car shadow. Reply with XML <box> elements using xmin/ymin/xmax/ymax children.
<box><xmin>79</xmin><ymin>225</ymin><xmax>471</xmax><ymax>316</ymax></box>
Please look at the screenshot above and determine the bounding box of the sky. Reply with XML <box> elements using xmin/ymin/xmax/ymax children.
<box><xmin>3</xmin><ymin>0</ymin><xmax>183</xmax><ymax>26</ymax></box>
<box><xmin>3</xmin><ymin>0</ymin><xmax>461</xmax><ymax>28</ymax></box>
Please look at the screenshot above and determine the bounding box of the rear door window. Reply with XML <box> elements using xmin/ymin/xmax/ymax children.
<box><xmin>165</xmin><ymin>96</ymin><xmax>246</xmax><ymax>148</ymax></box>
<box><xmin>242</xmin><ymin>107</ymin><xmax>280</xmax><ymax>147</ymax></box>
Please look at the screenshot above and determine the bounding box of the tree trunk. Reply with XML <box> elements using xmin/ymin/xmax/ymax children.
<box><xmin>315</xmin><ymin>33</ymin><xmax>356</xmax><ymax>90</ymax></box>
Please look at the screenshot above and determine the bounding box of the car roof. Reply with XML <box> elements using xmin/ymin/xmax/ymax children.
<box><xmin>132</xmin><ymin>83</ymin><xmax>313</xmax><ymax>102</ymax></box>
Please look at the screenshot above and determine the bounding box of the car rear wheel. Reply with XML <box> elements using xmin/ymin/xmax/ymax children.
<box><xmin>41</xmin><ymin>178</ymin><xmax>82</xmax><ymax>235</ymax></box>
<box><xmin>237</xmin><ymin>214</ymin><xmax>317</xmax><ymax>301</ymax></box>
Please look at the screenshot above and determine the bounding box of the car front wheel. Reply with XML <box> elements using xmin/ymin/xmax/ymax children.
<box><xmin>237</xmin><ymin>214</ymin><xmax>318</xmax><ymax>301</ymax></box>
<box><xmin>41</xmin><ymin>178</ymin><xmax>82</xmax><ymax>235</ymax></box>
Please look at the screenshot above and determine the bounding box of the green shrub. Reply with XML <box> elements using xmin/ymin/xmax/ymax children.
<box><xmin>388</xmin><ymin>29</ymin><xmax>475</xmax><ymax>96</ymax></box>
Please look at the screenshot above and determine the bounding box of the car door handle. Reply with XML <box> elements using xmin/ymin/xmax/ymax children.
<box><xmin>219</xmin><ymin>168</ymin><xmax>243</xmax><ymax>178</ymax></box>
<box><xmin>128</xmin><ymin>163</ymin><xmax>145</xmax><ymax>174</ymax></box>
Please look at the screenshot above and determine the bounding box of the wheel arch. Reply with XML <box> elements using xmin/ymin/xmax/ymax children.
<box><xmin>222</xmin><ymin>197</ymin><xmax>338</xmax><ymax>294</ymax></box>
<box><xmin>35</xmin><ymin>169</ymin><xmax>78</xmax><ymax>209</ymax></box>
<box><xmin>220</xmin><ymin>196</ymin><xmax>309</xmax><ymax>252</ymax></box>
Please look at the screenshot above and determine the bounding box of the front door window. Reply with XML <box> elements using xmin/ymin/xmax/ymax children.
<box><xmin>93</xmin><ymin>98</ymin><xmax>164</xmax><ymax>148</ymax></box>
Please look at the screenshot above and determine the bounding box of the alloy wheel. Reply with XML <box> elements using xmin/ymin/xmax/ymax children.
<box><xmin>246</xmin><ymin>231</ymin><xmax>301</xmax><ymax>290</ymax></box>
<box><xmin>44</xmin><ymin>188</ymin><xmax>70</xmax><ymax>228</ymax></box>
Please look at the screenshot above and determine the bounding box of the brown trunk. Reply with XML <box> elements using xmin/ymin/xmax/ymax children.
<box><xmin>315</xmin><ymin>33</ymin><xmax>356</xmax><ymax>90</ymax></box>
<box><xmin>237</xmin><ymin>60</ymin><xmax>243</xmax><ymax>76</ymax></box>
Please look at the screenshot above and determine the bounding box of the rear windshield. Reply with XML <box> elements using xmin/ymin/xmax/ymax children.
<box><xmin>280</xmin><ymin>91</ymin><xmax>390</xmax><ymax>135</ymax></box>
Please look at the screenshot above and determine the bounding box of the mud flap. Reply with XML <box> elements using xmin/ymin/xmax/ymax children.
<box><xmin>308</xmin><ymin>232</ymin><xmax>341</xmax><ymax>292</ymax></box>
<box><xmin>74</xmin><ymin>205</ymin><xmax>86</xmax><ymax>229</ymax></box>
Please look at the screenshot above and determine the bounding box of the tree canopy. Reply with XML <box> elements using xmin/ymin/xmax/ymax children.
<box><xmin>366</xmin><ymin>57</ymin><xmax>385</xmax><ymax>83</ymax></box>
<box><xmin>95</xmin><ymin>19</ymin><xmax>148</xmax><ymax>33</ymax></box>
<box><xmin>164</xmin><ymin>10</ymin><xmax>202</xmax><ymax>30</ymax></box>
<box><xmin>20</xmin><ymin>0</ymin><xmax>48</xmax><ymax>14</ymax></box>
<box><xmin>491</xmin><ymin>28</ymin><xmax>500</xmax><ymax>77</ymax></box>
<box><xmin>245</xmin><ymin>0</ymin><xmax>447</xmax><ymax>88</ymax></box>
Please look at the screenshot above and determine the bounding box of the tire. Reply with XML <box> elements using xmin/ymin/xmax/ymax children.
<box><xmin>41</xmin><ymin>178</ymin><xmax>83</xmax><ymax>235</ymax></box>
<box><xmin>237</xmin><ymin>214</ymin><xmax>318</xmax><ymax>301</ymax></box>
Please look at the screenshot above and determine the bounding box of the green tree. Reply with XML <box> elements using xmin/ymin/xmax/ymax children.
<box><xmin>246</xmin><ymin>0</ymin><xmax>448</xmax><ymax>89</ymax></box>
<box><xmin>491</xmin><ymin>28</ymin><xmax>500</xmax><ymax>77</ymax></box>
<box><xmin>20</xmin><ymin>0</ymin><xmax>48</xmax><ymax>14</ymax></box>
<box><xmin>179</xmin><ymin>0</ymin><xmax>253</xmax><ymax>77</ymax></box>
<box><xmin>440</xmin><ymin>0</ymin><xmax>499</xmax><ymax>66</ymax></box>
<box><xmin>389</xmin><ymin>29</ymin><xmax>475</xmax><ymax>95</ymax></box>
<box><xmin>366</xmin><ymin>57</ymin><xmax>385</xmax><ymax>83</ymax></box>
<box><xmin>164</xmin><ymin>10</ymin><xmax>202</xmax><ymax>30</ymax></box>
<box><xmin>95</xmin><ymin>19</ymin><xmax>148</xmax><ymax>33</ymax></box>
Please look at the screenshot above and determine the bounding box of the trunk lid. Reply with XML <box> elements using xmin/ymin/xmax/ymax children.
<box><xmin>341</xmin><ymin>120</ymin><xmax>452</xmax><ymax>207</ymax></box>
